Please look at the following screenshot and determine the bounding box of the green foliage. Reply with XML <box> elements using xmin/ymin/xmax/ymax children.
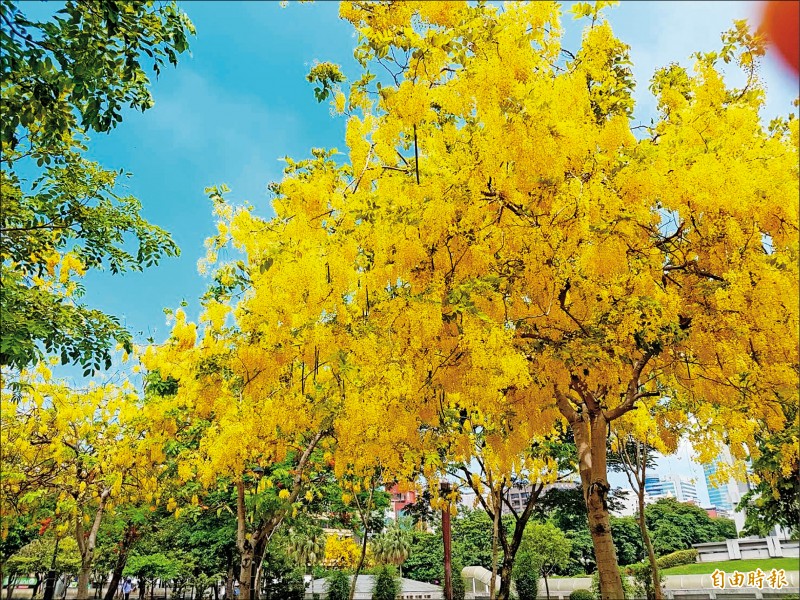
<box><xmin>451</xmin><ymin>508</ymin><xmax>494</xmax><ymax>570</ymax></box>
<box><xmin>654</xmin><ymin>549</ymin><xmax>697</xmax><ymax>570</ymax></box>
<box><xmin>401</xmin><ymin>531</ymin><xmax>442</xmax><ymax>584</ymax></box>
<box><xmin>565</xmin><ymin>529</ymin><xmax>596</xmax><ymax>576</ymax></box>
<box><xmin>609</xmin><ymin>516</ymin><xmax>645</xmax><ymax>566</ymax></box>
<box><xmin>645</xmin><ymin>498</ymin><xmax>733</xmax><ymax>556</ymax></box>
<box><xmin>532</xmin><ymin>485</ymin><xmax>629</xmax><ymax>574</ymax></box>
<box><xmin>306</xmin><ymin>61</ymin><xmax>346</xmax><ymax>102</ymax></box>
<box><xmin>397</xmin><ymin>530</ymin><xmax>463</xmax><ymax>599</ymax></box>
<box><xmin>1</xmin><ymin>0</ymin><xmax>194</xmax><ymax>143</ymax></box>
<box><xmin>259</xmin><ymin>529</ymin><xmax>305</xmax><ymax>600</ymax></box>
<box><xmin>627</xmin><ymin>562</ymin><xmax>657</xmax><ymax>600</ymax></box>
<box><xmin>569</xmin><ymin>590</ymin><xmax>594</xmax><ymax>600</ymax></box>
<box><xmin>520</xmin><ymin>521</ymin><xmax>572</xmax><ymax>578</ymax></box>
<box><xmin>372</xmin><ymin>522</ymin><xmax>411</xmax><ymax>567</ymax></box>
<box><xmin>5</xmin><ymin>534</ymin><xmax>81</xmax><ymax>575</ymax></box>
<box><xmin>371</xmin><ymin>565</ymin><xmax>400</xmax><ymax>600</ymax></box>
<box><xmin>738</xmin><ymin>405</ymin><xmax>800</xmax><ymax>538</ymax></box>
<box><xmin>123</xmin><ymin>552</ymin><xmax>186</xmax><ymax>582</ymax></box>
<box><xmin>512</xmin><ymin>550</ymin><xmax>542</xmax><ymax>600</ymax></box>
<box><xmin>0</xmin><ymin>0</ymin><xmax>193</xmax><ymax>372</ymax></box>
<box><xmin>658</xmin><ymin>557</ymin><xmax>798</xmax><ymax>576</ymax></box>
<box><xmin>287</xmin><ymin>526</ymin><xmax>327</xmax><ymax>572</ymax></box>
<box><xmin>0</xmin><ymin>514</ymin><xmax>37</xmax><ymax>564</ymax></box>
<box><xmin>451</xmin><ymin>559</ymin><xmax>466</xmax><ymax>600</ymax></box>
<box><xmin>326</xmin><ymin>570</ymin><xmax>350</xmax><ymax>600</ymax></box>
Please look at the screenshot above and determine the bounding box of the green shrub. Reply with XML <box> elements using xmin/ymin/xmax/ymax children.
<box><xmin>327</xmin><ymin>571</ymin><xmax>350</xmax><ymax>600</ymax></box>
<box><xmin>513</xmin><ymin>551</ymin><xmax>542</xmax><ymax>600</ymax></box>
<box><xmin>569</xmin><ymin>590</ymin><xmax>594</xmax><ymax>600</ymax></box>
<box><xmin>656</xmin><ymin>549</ymin><xmax>697</xmax><ymax>570</ymax></box>
<box><xmin>452</xmin><ymin>561</ymin><xmax>466</xmax><ymax>600</ymax></box>
<box><xmin>372</xmin><ymin>565</ymin><xmax>400</xmax><ymax>600</ymax></box>
<box><xmin>628</xmin><ymin>562</ymin><xmax>659</xmax><ymax>600</ymax></box>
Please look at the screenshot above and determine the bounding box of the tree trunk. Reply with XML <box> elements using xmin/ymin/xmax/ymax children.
<box><xmin>561</xmin><ymin>398</ymin><xmax>624</xmax><ymax>600</ymax></box>
<box><xmin>496</xmin><ymin>555</ymin><xmax>514</xmax><ymax>600</ymax></box>
<box><xmin>349</xmin><ymin>481</ymin><xmax>377</xmax><ymax>600</ymax></box>
<box><xmin>43</xmin><ymin>567</ymin><xmax>58</xmax><ymax>600</ymax></box>
<box><xmin>544</xmin><ymin>574</ymin><xmax>550</xmax><ymax>600</ymax></box>
<box><xmin>638</xmin><ymin>497</ymin><xmax>662</xmax><ymax>600</ymax></box>
<box><xmin>236</xmin><ymin>478</ymin><xmax>255</xmax><ymax>600</ymax></box>
<box><xmin>489</xmin><ymin>490</ymin><xmax>503</xmax><ymax>600</ymax></box>
<box><xmin>78</xmin><ymin>565</ymin><xmax>93</xmax><ymax>600</ymax></box>
<box><xmin>462</xmin><ymin>469</ymin><xmax>542</xmax><ymax>600</ymax></box>
<box><xmin>348</xmin><ymin>529</ymin><xmax>369</xmax><ymax>600</ymax></box>
<box><xmin>252</xmin><ymin>536</ymin><xmax>268</xmax><ymax>600</ymax></box>
<box><xmin>76</xmin><ymin>492</ymin><xmax>111</xmax><ymax>600</ymax></box>
<box><xmin>585</xmin><ymin>414</ymin><xmax>624</xmax><ymax>600</ymax></box>
<box><xmin>5</xmin><ymin>575</ymin><xmax>17</xmax><ymax>600</ymax></box>
<box><xmin>224</xmin><ymin>568</ymin><xmax>234</xmax><ymax>600</ymax></box>
<box><xmin>103</xmin><ymin>573</ymin><xmax>122</xmax><ymax>600</ymax></box>
<box><xmin>237</xmin><ymin>557</ymin><xmax>252</xmax><ymax>600</ymax></box>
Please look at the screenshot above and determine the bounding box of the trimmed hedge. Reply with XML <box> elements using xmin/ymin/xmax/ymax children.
<box><xmin>569</xmin><ymin>590</ymin><xmax>594</xmax><ymax>600</ymax></box>
<box><xmin>656</xmin><ymin>549</ymin><xmax>698</xmax><ymax>570</ymax></box>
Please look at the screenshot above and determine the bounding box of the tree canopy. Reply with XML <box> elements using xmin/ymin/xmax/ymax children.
<box><xmin>0</xmin><ymin>0</ymin><xmax>194</xmax><ymax>373</ymax></box>
<box><xmin>1</xmin><ymin>3</ymin><xmax>797</xmax><ymax>600</ymax></box>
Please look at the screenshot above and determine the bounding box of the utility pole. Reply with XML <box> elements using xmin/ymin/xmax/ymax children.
<box><xmin>441</xmin><ymin>481</ymin><xmax>452</xmax><ymax>600</ymax></box>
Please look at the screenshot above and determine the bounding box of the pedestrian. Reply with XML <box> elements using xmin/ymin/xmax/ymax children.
<box><xmin>122</xmin><ymin>578</ymin><xmax>133</xmax><ymax>600</ymax></box>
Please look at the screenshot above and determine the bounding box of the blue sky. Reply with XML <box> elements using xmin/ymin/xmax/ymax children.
<box><xmin>30</xmin><ymin>1</ymin><xmax>798</xmax><ymax>504</ymax></box>
<box><xmin>57</xmin><ymin>0</ymin><xmax>796</xmax><ymax>349</ymax></box>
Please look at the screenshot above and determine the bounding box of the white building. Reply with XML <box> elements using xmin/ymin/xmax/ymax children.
<box><xmin>644</xmin><ymin>473</ymin><xmax>700</xmax><ymax>504</ymax></box>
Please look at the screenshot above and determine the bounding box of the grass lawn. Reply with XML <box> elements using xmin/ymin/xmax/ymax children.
<box><xmin>661</xmin><ymin>557</ymin><xmax>800</xmax><ymax>576</ymax></box>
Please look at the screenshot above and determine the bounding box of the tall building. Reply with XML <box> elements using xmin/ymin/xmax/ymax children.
<box><xmin>644</xmin><ymin>474</ymin><xmax>699</xmax><ymax>504</ymax></box>
<box><xmin>702</xmin><ymin>447</ymin><xmax>753</xmax><ymax>532</ymax></box>
<box><xmin>703</xmin><ymin>461</ymin><xmax>733</xmax><ymax>510</ymax></box>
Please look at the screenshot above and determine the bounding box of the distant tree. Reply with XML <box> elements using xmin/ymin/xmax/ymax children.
<box><xmin>326</xmin><ymin>571</ymin><xmax>351</xmax><ymax>600</ymax></box>
<box><xmin>371</xmin><ymin>523</ymin><xmax>411</xmax><ymax>575</ymax></box>
<box><xmin>519</xmin><ymin>522</ymin><xmax>572</xmax><ymax>600</ymax></box>
<box><xmin>609</xmin><ymin>434</ymin><xmax>664</xmax><ymax>599</ymax></box>
<box><xmin>371</xmin><ymin>565</ymin><xmax>400</xmax><ymax>600</ymax></box>
<box><xmin>123</xmin><ymin>553</ymin><xmax>187</xmax><ymax>600</ymax></box>
<box><xmin>288</xmin><ymin>527</ymin><xmax>327</xmax><ymax>597</ymax></box>
<box><xmin>645</xmin><ymin>498</ymin><xmax>734</xmax><ymax>556</ymax></box>
<box><xmin>512</xmin><ymin>551</ymin><xmax>543</xmax><ymax>600</ymax></box>
<box><xmin>532</xmin><ymin>485</ymin><xmax>629</xmax><ymax>575</ymax></box>
<box><xmin>401</xmin><ymin>532</ymin><xmax>442</xmax><ymax>584</ymax></box>
<box><xmin>5</xmin><ymin>534</ymin><xmax>80</xmax><ymax>599</ymax></box>
<box><xmin>400</xmin><ymin>490</ymin><xmax>439</xmax><ymax>530</ymax></box>
<box><xmin>608</xmin><ymin>517</ymin><xmax>644</xmax><ymax>566</ymax></box>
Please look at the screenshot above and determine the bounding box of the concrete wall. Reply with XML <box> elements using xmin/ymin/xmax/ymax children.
<box><xmin>694</xmin><ymin>537</ymin><xmax>800</xmax><ymax>562</ymax></box>
<box><xmin>463</xmin><ymin>572</ymin><xmax>800</xmax><ymax>600</ymax></box>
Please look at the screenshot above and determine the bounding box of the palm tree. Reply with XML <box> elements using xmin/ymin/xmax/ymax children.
<box><xmin>288</xmin><ymin>528</ymin><xmax>327</xmax><ymax>597</ymax></box>
<box><xmin>372</xmin><ymin>523</ymin><xmax>411</xmax><ymax>576</ymax></box>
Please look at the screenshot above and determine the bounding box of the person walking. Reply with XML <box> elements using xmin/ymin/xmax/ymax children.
<box><xmin>122</xmin><ymin>579</ymin><xmax>133</xmax><ymax>600</ymax></box>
